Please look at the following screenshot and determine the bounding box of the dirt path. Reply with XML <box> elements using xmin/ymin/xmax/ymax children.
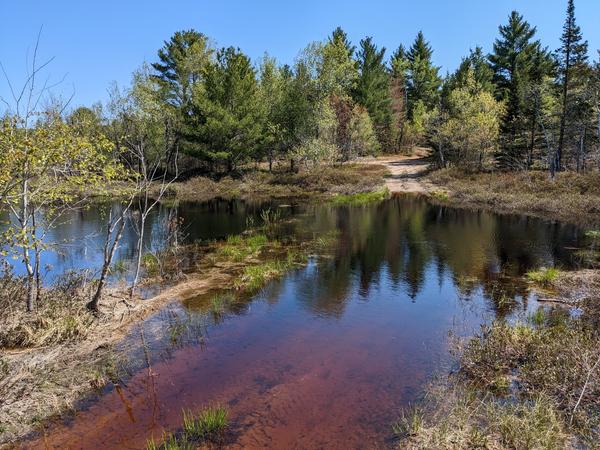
<box><xmin>361</xmin><ymin>153</ymin><xmax>433</xmax><ymax>194</ymax></box>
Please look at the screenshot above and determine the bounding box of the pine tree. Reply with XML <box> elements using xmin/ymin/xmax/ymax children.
<box><xmin>556</xmin><ymin>0</ymin><xmax>589</xmax><ymax>173</ymax></box>
<box><xmin>446</xmin><ymin>47</ymin><xmax>494</xmax><ymax>95</ymax></box>
<box><xmin>188</xmin><ymin>47</ymin><xmax>263</xmax><ymax>171</ymax></box>
<box><xmin>489</xmin><ymin>11</ymin><xmax>542</xmax><ymax>168</ymax></box>
<box><xmin>352</xmin><ymin>37</ymin><xmax>392</xmax><ymax>149</ymax></box>
<box><xmin>389</xmin><ymin>45</ymin><xmax>410</xmax><ymax>151</ymax></box>
<box><xmin>257</xmin><ymin>55</ymin><xmax>286</xmax><ymax>171</ymax></box>
<box><xmin>525</xmin><ymin>43</ymin><xmax>555</xmax><ymax>169</ymax></box>
<box><xmin>319</xmin><ymin>27</ymin><xmax>358</xmax><ymax>98</ymax></box>
<box><xmin>151</xmin><ymin>30</ymin><xmax>212</xmax><ymax>109</ymax></box>
<box><xmin>406</xmin><ymin>31</ymin><xmax>442</xmax><ymax>114</ymax></box>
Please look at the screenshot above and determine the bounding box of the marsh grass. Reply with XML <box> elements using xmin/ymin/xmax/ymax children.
<box><xmin>147</xmin><ymin>406</ymin><xmax>228</xmax><ymax>449</ymax></box>
<box><xmin>167</xmin><ymin>163</ymin><xmax>389</xmax><ymax>202</ymax></box>
<box><xmin>183</xmin><ymin>405</ymin><xmax>228</xmax><ymax>439</ymax></box>
<box><xmin>429</xmin><ymin>190</ymin><xmax>449</xmax><ymax>202</ymax></box>
<box><xmin>216</xmin><ymin>233</ymin><xmax>273</xmax><ymax>262</ymax></box>
<box><xmin>398</xmin><ymin>298</ymin><xmax>600</xmax><ymax>449</ymax></box>
<box><xmin>0</xmin><ymin>270</ymin><xmax>96</xmax><ymax>349</ymax></box>
<box><xmin>259</xmin><ymin>208</ymin><xmax>282</xmax><ymax>228</ymax></box>
<box><xmin>234</xmin><ymin>254</ymin><xmax>302</xmax><ymax>292</ymax></box>
<box><xmin>332</xmin><ymin>187</ymin><xmax>390</xmax><ymax>206</ymax></box>
<box><xmin>429</xmin><ymin>168</ymin><xmax>600</xmax><ymax>225</ymax></box>
<box><xmin>526</xmin><ymin>267</ymin><xmax>561</xmax><ymax>287</ymax></box>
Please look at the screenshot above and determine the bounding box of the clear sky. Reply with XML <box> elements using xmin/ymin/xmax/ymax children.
<box><xmin>2</xmin><ymin>0</ymin><xmax>599</xmax><ymax>109</ymax></box>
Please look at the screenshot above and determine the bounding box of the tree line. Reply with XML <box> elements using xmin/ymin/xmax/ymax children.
<box><xmin>67</xmin><ymin>0</ymin><xmax>598</xmax><ymax>175</ymax></box>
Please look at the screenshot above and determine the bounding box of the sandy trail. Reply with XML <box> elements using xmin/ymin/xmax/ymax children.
<box><xmin>361</xmin><ymin>153</ymin><xmax>433</xmax><ymax>194</ymax></box>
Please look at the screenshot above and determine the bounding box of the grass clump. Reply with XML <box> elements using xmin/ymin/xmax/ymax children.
<box><xmin>147</xmin><ymin>406</ymin><xmax>228</xmax><ymax>449</ymax></box>
<box><xmin>0</xmin><ymin>270</ymin><xmax>96</xmax><ymax>349</ymax></box>
<box><xmin>217</xmin><ymin>233</ymin><xmax>272</xmax><ymax>263</ymax></box>
<box><xmin>526</xmin><ymin>267</ymin><xmax>561</xmax><ymax>287</ymax></box>
<box><xmin>396</xmin><ymin>384</ymin><xmax>569</xmax><ymax>450</ymax></box>
<box><xmin>183</xmin><ymin>405</ymin><xmax>228</xmax><ymax>439</ymax></box>
<box><xmin>234</xmin><ymin>251</ymin><xmax>304</xmax><ymax>292</ymax></box>
<box><xmin>429</xmin><ymin>190</ymin><xmax>449</xmax><ymax>202</ymax></box>
<box><xmin>332</xmin><ymin>187</ymin><xmax>389</xmax><ymax>206</ymax></box>
<box><xmin>397</xmin><ymin>303</ymin><xmax>600</xmax><ymax>449</ymax></box>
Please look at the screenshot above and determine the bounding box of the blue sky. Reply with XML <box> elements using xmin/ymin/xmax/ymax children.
<box><xmin>2</xmin><ymin>0</ymin><xmax>599</xmax><ymax>108</ymax></box>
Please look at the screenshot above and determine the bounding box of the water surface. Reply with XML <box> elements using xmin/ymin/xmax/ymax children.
<box><xmin>25</xmin><ymin>195</ymin><xmax>590</xmax><ymax>449</ymax></box>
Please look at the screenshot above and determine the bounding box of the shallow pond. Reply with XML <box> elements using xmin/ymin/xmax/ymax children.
<box><xmin>22</xmin><ymin>195</ymin><xmax>591</xmax><ymax>449</ymax></box>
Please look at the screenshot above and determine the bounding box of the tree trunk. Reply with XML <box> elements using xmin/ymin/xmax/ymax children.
<box><xmin>21</xmin><ymin>178</ymin><xmax>35</xmax><ymax>312</ymax></box>
<box><xmin>130</xmin><ymin>212</ymin><xmax>146</xmax><ymax>298</ymax></box>
<box><xmin>88</xmin><ymin>209</ymin><xmax>126</xmax><ymax>312</ymax></box>
<box><xmin>528</xmin><ymin>114</ymin><xmax>537</xmax><ymax>170</ymax></box>
<box><xmin>557</xmin><ymin>45</ymin><xmax>571</xmax><ymax>173</ymax></box>
<box><xmin>32</xmin><ymin>212</ymin><xmax>42</xmax><ymax>303</ymax></box>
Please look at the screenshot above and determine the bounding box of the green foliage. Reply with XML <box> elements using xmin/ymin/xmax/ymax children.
<box><xmin>142</xmin><ymin>253</ymin><xmax>160</xmax><ymax>276</ymax></box>
<box><xmin>151</xmin><ymin>29</ymin><xmax>212</xmax><ymax>109</ymax></box>
<box><xmin>526</xmin><ymin>267</ymin><xmax>561</xmax><ymax>286</ymax></box>
<box><xmin>188</xmin><ymin>47</ymin><xmax>264</xmax><ymax>170</ymax></box>
<box><xmin>488</xmin><ymin>11</ymin><xmax>556</xmax><ymax>168</ymax></box>
<box><xmin>332</xmin><ymin>188</ymin><xmax>389</xmax><ymax>206</ymax></box>
<box><xmin>352</xmin><ymin>37</ymin><xmax>392</xmax><ymax>148</ymax></box>
<box><xmin>182</xmin><ymin>406</ymin><xmax>228</xmax><ymax>440</ymax></box>
<box><xmin>147</xmin><ymin>406</ymin><xmax>228</xmax><ymax>450</ymax></box>
<box><xmin>319</xmin><ymin>27</ymin><xmax>358</xmax><ymax>98</ymax></box>
<box><xmin>406</xmin><ymin>32</ymin><xmax>442</xmax><ymax>114</ymax></box>
<box><xmin>445</xmin><ymin>47</ymin><xmax>495</xmax><ymax>96</ymax></box>
<box><xmin>217</xmin><ymin>233</ymin><xmax>272</xmax><ymax>262</ymax></box>
<box><xmin>348</xmin><ymin>105</ymin><xmax>380</xmax><ymax>157</ymax></box>
<box><xmin>431</xmin><ymin>70</ymin><xmax>504</xmax><ymax>170</ymax></box>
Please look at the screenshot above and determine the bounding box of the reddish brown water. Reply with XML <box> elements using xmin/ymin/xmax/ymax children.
<box><xmin>25</xmin><ymin>196</ymin><xmax>588</xmax><ymax>449</ymax></box>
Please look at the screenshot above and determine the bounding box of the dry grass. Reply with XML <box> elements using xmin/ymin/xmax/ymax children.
<box><xmin>428</xmin><ymin>168</ymin><xmax>600</xmax><ymax>225</ymax></box>
<box><xmin>162</xmin><ymin>164</ymin><xmax>389</xmax><ymax>202</ymax></box>
<box><xmin>0</xmin><ymin>271</ymin><xmax>96</xmax><ymax>349</ymax></box>
<box><xmin>397</xmin><ymin>269</ymin><xmax>600</xmax><ymax>449</ymax></box>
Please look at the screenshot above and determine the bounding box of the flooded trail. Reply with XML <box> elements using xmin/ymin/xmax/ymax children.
<box><xmin>24</xmin><ymin>196</ymin><xmax>590</xmax><ymax>449</ymax></box>
<box><xmin>32</xmin><ymin>263</ymin><xmax>463</xmax><ymax>449</ymax></box>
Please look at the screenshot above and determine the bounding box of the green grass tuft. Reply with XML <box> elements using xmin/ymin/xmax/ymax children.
<box><xmin>147</xmin><ymin>405</ymin><xmax>228</xmax><ymax>450</ymax></box>
<box><xmin>332</xmin><ymin>187</ymin><xmax>389</xmax><ymax>206</ymax></box>
<box><xmin>526</xmin><ymin>267</ymin><xmax>561</xmax><ymax>287</ymax></box>
<box><xmin>183</xmin><ymin>405</ymin><xmax>228</xmax><ymax>440</ymax></box>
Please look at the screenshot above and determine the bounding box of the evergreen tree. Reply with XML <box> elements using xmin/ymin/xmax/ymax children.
<box><xmin>319</xmin><ymin>27</ymin><xmax>357</xmax><ymax>98</ymax></box>
<box><xmin>525</xmin><ymin>44</ymin><xmax>555</xmax><ymax>168</ymax></box>
<box><xmin>556</xmin><ymin>0</ymin><xmax>589</xmax><ymax>172</ymax></box>
<box><xmin>446</xmin><ymin>47</ymin><xmax>494</xmax><ymax>95</ymax></box>
<box><xmin>353</xmin><ymin>37</ymin><xmax>392</xmax><ymax>148</ymax></box>
<box><xmin>489</xmin><ymin>11</ymin><xmax>542</xmax><ymax>167</ymax></box>
<box><xmin>257</xmin><ymin>55</ymin><xmax>286</xmax><ymax>171</ymax></box>
<box><xmin>389</xmin><ymin>45</ymin><xmax>410</xmax><ymax>151</ymax></box>
<box><xmin>188</xmin><ymin>47</ymin><xmax>263</xmax><ymax>171</ymax></box>
<box><xmin>151</xmin><ymin>30</ymin><xmax>212</xmax><ymax>110</ymax></box>
<box><xmin>406</xmin><ymin>31</ymin><xmax>442</xmax><ymax>114</ymax></box>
